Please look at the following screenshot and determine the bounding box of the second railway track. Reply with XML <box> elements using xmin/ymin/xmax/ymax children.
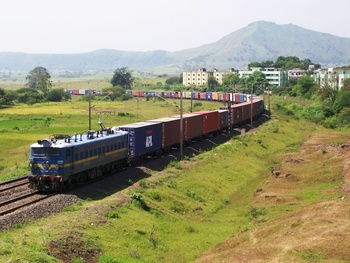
<box><xmin>0</xmin><ymin>191</ymin><xmax>57</xmax><ymax>216</ymax></box>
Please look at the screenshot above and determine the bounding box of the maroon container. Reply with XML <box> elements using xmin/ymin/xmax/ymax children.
<box><xmin>199</xmin><ymin>92</ymin><xmax>206</xmax><ymax>100</ymax></box>
<box><xmin>222</xmin><ymin>93</ymin><xmax>230</xmax><ymax>102</ymax></box>
<box><xmin>218</xmin><ymin>109</ymin><xmax>229</xmax><ymax>130</ymax></box>
<box><xmin>171</xmin><ymin>113</ymin><xmax>203</xmax><ymax>142</ymax></box>
<box><xmin>193</xmin><ymin>110</ymin><xmax>219</xmax><ymax>135</ymax></box>
<box><xmin>147</xmin><ymin>117</ymin><xmax>181</xmax><ymax>148</ymax></box>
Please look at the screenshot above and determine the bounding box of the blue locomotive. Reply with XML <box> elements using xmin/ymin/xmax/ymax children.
<box><xmin>28</xmin><ymin>129</ymin><xmax>129</xmax><ymax>191</ymax></box>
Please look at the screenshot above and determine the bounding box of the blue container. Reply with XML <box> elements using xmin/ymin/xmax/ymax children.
<box><xmin>239</xmin><ymin>94</ymin><xmax>247</xmax><ymax>102</ymax></box>
<box><xmin>117</xmin><ymin>122</ymin><xmax>162</xmax><ymax>158</ymax></box>
<box><xmin>206</xmin><ymin>92</ymin><xmax>213</xmax><ymax>100</ymax></box>
<box><xmin>67</xmin><ymin>90</ymin><xmax>73</xmax><ymax>94</ymax></box>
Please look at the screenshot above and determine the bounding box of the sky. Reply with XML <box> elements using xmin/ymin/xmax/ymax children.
<box><xmin>1</xmin><ymin>0</ymin><xmax>349</xmax><ymax>54</ymax></box>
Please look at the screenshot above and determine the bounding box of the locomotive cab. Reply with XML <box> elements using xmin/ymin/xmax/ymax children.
<box><xmin>28</xmin><ymin>139</ymin><xmax>70</xmax><ymax>191</ymax></box>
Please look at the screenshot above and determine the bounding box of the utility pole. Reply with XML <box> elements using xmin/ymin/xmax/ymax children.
<box><xmin>88</xmin><ymin>89</ymin><xmax>92</xmax><ymax>130</ymax></box>
<box><xmin>190</xmin><ymin>86</ymin><xmax>193</xmax><ymax>113</ymax></box>
<box><xmin>250</xmin><ymin>87</ymin><xmax>253</xmax><ymax>128</ymax></box>
<box><xmin>268</xmin><ymin>86</ymin><xmax>271</xmax><ymax>119</ymax></box>
<box><xmin>180</xmin><ymin>90</ymin><xmax>183</xmax><ymax>160</ymax></box>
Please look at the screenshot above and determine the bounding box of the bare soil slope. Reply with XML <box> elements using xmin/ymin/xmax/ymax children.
<box><xmin>195</xmin><ymin>134</ymin><xmax>350</xmax><ymax>262</ymax></box>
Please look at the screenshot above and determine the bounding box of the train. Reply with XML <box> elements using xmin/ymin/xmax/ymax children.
<box><xmin>28</xmin><ymin>91</ymin><xmax>265</xmax><ymax>191</ymax></box>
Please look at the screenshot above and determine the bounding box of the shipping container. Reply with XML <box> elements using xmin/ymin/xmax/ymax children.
<box><xmin>239</xmin><ymin>94</ymin><xmax>247</xmax><ymax>103</ymax></box>
<box><xmin>116</xmin><ymin>122</ymin><xmax>162</xmax><ymax>158</ymax></box>
<box><xmin>218</xmin><ymin>109</ymin><xmax>229</xmax><ymax>130</ymax></box>
<box><xmin>79</xmin><ymin>89</ymin><xmax>86</xmax><ymax>95</ymax></box>
<box><xmin>233</xmin><ymin>93</ymin><xmax>240</xmax><ymax>103</ymax></box>
<box><xmin>131</xmin><ymin>91</ymin><xmax>140</xmax><ymax>97</ymax></box>
<box><xmin>199</xmin><ymin>92</ymin><xmax>206</xmax><ymax>100</ymax></box>
<box><xmin>72</xmin><ymin>89</ymin><xmax>79</xmax><ymax>95</ymax></box>
<box><xmin>193</xmin><ymin>110</ymin><xmax>219</xmax><ymax>136</ymax></box>
<box><xmin>147</xmin><ymin>117</ymin><xmax>181</xmax><ymax>150</ymax></box>
<box><xmin>171</xmin><ymin>113</ymin><xmax>203</xmax><ymax>142</ymax></box>
<box><xmin>67</xmin><ymin>90</ymin><xmax>73</xmax><ymax>94</ymax></box>
<box><xmin>206</xmin><ymin>92</ymin><xmax>213</xmax><ymax>101</ymax></box>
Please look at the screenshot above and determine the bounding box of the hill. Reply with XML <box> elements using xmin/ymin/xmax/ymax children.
<box><xmin>0</xmin><ymin>21</ymin><xmax>350</xmax><ymax>76</ymax></box>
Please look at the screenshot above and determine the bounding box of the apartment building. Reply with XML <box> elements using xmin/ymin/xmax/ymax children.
<box><xmin>182</xmin><ymin>68</ymin><xmax>236</xmax><ymax>86</ymax></box>
<box><xmin>183</xmin><ymin>67</ymin><xmax>287</xmax><ymax>87</ymax></box>
<box><xmin>314</xmin><ymin>68</ymin><xmax>350</xmax><ymax>90</ymax></box>
<box><xmin>238</xmin><ymin>67</ymin><xmax>288</xmax><ymax>87</ymax></box>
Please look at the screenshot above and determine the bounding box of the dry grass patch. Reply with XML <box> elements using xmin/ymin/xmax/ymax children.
<box><xmin>195</xmin><ymin>133</ymin><xmax>350</xmax><ymax>263</ymax></box>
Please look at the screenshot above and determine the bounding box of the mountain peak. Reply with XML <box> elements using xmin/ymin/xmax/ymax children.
<box><xmin>0</xmin><ymin>21</ymin><xmax>349</xmax><ymax>74</ymax></box>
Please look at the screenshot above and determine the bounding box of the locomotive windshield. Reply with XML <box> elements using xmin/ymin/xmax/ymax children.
<box><xmin>32</xmin><ymin>147</ymin><xmax>60</xmax><ymax>156</ymax></box>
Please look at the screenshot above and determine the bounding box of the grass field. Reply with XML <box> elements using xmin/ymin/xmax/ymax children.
<box><xmin>0</xmin><ymin>96</ymin><xmax>221</xmax><ymax>181</ymax></box>
<box><xmin>0</xmin><ymin>95</ymin><xmax>349</xmax><ymax>262</ymax></box>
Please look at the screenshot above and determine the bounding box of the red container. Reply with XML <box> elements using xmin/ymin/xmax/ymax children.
<box><xmin>222</xmin><ymin>93</ymin><xmax>230</xmax><ymax>102</ymax></box>
<box><xmin>231</xmin><ymin>104</ymin><xmax>243</xmax><ymax>126</ymax></box>
<box><xmin>234</xmin><ymin>93</ymin><xmax>240</xmax><ymax>103</ymax></box>
<box><xmin>131</xmin><ymin>91</ymin><xmax>140</xmax><ymax>97</ymax></box>
<box><xmin>171</xmin><ymin>113</ymin><xmax>203</xmax><ymax>142</ymax></box>
<box><xmin>193</xmin><ymin>110</ymin><xmax>219</xmax><ymax>135</ymax></box>
<box><xmin>199</xmin><ymin>92</ymin><xmax>206</xmax><ymax>100</ymax></box>
<box><xmin>147</xmin><ymin>117</ymin><xmax>181</xmax><ymax>149</ymax></box>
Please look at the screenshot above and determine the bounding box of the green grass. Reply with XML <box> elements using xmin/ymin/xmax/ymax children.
<box><xmin>0</xmin><ymin>97</ymin><xmax>220</xmax><ymax>181</ymax></box>
<box><xmin>0</xmin><ymin>95</ymin><xmax>348</xmax><ymax>262</ymax></box>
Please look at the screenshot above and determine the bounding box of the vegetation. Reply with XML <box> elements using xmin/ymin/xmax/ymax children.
<box><xmin>248</xmin><ymin>56</ymin><xmax>321</xmax><ymax>71</ymax></box>
<box><xmin>0</xmin><ymin>95</ymin><xmax>349</xmax><ymax>262</ymax></box>
<box><xmin>110</xmin><ymin>67</ymin><xmax>135</xmax><ymax>88</ymax></box>
<box><xmin>26</xmin><ymin>66</ymin><xmax>52</xmax><ymax>96</ymax></box>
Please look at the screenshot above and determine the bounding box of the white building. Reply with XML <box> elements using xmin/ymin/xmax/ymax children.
<box><xmin>314</xmin><ymin>68</ymin><xmax>350</xmax><ymax>90</ymax></box>
<box><xmin>182</xmin><ymin>68</ymin><xmax>236</xmax><ymax>86</ymax></box>
<box><xmin>238</xmin><ymin>67</ymin><xmax>288</xmax><ymax>87</ymax></box>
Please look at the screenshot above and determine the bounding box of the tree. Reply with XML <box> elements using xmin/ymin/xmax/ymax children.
<box><xmin>46</xmin><ymin>88</ymin><xmax>71</xmax><ymax>102</ymax></box>
<box><xmin>291</xmin><ymin>76</ymin><xmax>315</xmax><ymax>99</ymax></box>
<box><xmin>245</xmin><ymin>71</ymin><xmax>268</xmax><ymax>92</ymax></box>
<box><xmin>165</xmin><ymin>76</ymin><xmax>180</xmax><ymax>85</ymax></box>
<box><xmin>26</xmin><ymin>66</ymin><xmax>52</xmax><ymax>95</ymax></box>
<box><xmin>207</xmin><ymin>77</ymin><xmax>218</xmax><ymax>91</ymax></box>
<box><xmin>16</xmin><ymin>87</ymin><xmax>44</xmax><ymax>105</ymax></box>
<box><xmin>342</xmin><ymin>78</ymin><xmax>350</xmax><ymax>92</ymax></box>
<box><xmin>0</xmin><ymin>88</ymin><xmax>5</xmax><ymax>107</ymax></box>
<box><xmin>110</xmin><ymin>67</ymin><xmax>135</xmax><ymax>88</ymax></box>
<box><xmin>222</xmin><ymin>73</ymin><xmax>240</xmax><ymax>91</ymax></box>
<box><xmin>102</xmin><ymin>86</ymin><xmax>126</xmax><ymax>101</ymax></box>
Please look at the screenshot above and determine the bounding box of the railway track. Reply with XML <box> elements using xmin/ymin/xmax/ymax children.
<box><xmin>0</xmin><ymin>176</ymin><xmax>57</xmax><ymax>216</ymax></box>
<box><xmin>0</xmin><ymin>176</ymin><xmax>30</xmax><ymax>193</ymax></box>
<box><xmin>0</xmin><ymin>190</ymin><xmax>56</xmax><ymax>216</ymax></box>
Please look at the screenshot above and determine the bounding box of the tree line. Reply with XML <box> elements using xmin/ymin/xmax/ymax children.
<box><xmin>1</xmin><ymin>57</ymin><xmax>350</xmax><ymax>129</ymax></box>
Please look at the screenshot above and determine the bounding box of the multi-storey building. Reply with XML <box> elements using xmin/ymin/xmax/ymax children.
<box><xmin>182</xmin><ymin>68</ymin><xmax>236</xmax><ymax>86</ymax></box>
<box><xmin>238</xmin><ymin>67</ymin><xmax>288</xmax><ymax>87</ymax></box>
<box><xmin>182</xmin><ymin>67</ymin><xmax>296</xmax><ymax>88</ymax></box>
<box><xmin>314</xmin><ymin>68</ymin><xmax>350</xmax><ymax>90</ymax></box>
<box><xmin>288</xmin><ymin>68</ymin><xmax>306</xmax><ymax>79</ymax></box>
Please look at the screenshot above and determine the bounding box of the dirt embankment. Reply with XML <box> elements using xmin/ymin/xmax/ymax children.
<box><xmin>195</xmin><ymin>134</ymin><xmax>350</xmax><ymax>263</ymax></box>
